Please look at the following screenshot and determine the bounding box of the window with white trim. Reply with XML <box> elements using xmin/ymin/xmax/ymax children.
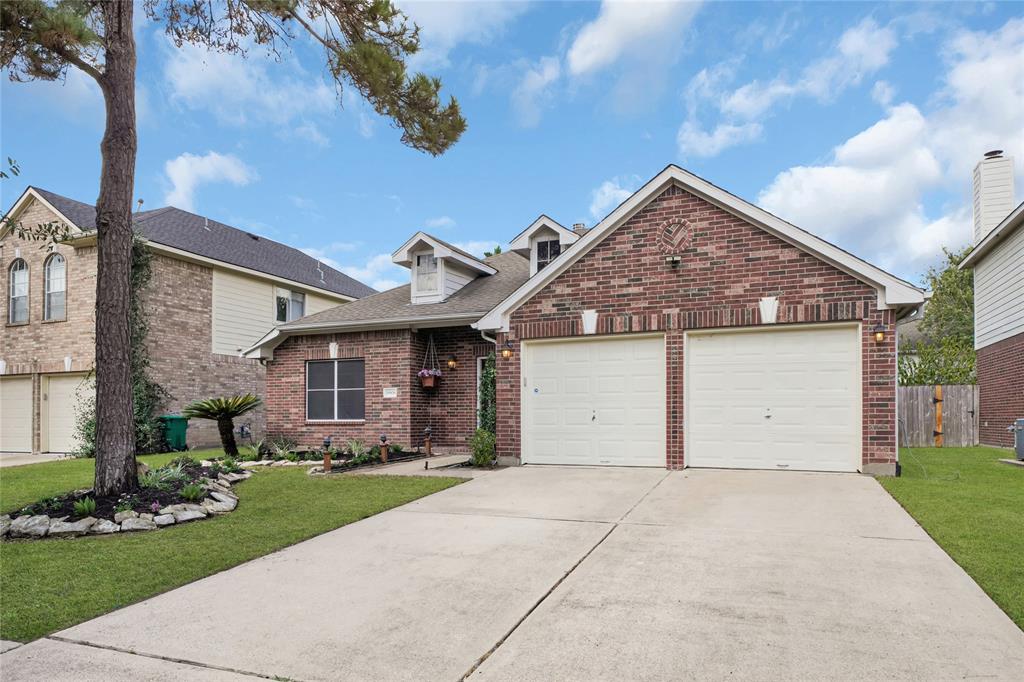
<box><xmin>275</xmin><ymin>288</ymin><xmax>305</xmax><ymax>323</ymax></box>
<box><xmin>536</xmin><ymin>239</ymin><xmax>561</xmax><ymax>270</ymax></box>
<box><xmin>8</xmin><ymin>258</ymin><xmax>28</xmax><ymax>324</ymax></box>
<box><xmin>44</xmin><ymin>253</ymin><xmax>66</xmax><ymax>321</ymax></box>
<box><xmin>306</xmin><ymin>359</ymin><xmax>365</xmax><ymax>421</ymax></box>
<box><xmin>416</xmin><ymin>253</ymin><xmax>438</xmax><ymax>292</ymax></box>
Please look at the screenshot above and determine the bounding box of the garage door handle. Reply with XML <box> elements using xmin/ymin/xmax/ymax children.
<box><xmin>764</xmin><ymin>414</ymin><xmax>772</xmax><ymax>419</ymax></box>
<box><xmin>592</xmin><ymin>410</ymin><xmax>596</xmax><ymax>422</ymax></box>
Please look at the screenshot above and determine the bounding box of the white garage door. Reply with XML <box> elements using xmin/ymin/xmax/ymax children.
<box><xmin>0</xmin><ymin>376</ymin><xmax>33</xmax><ymax>452</ymax></box>
<box><xmin>44</xmin><ymin>373</ymin><xmax>93</xmax><ymax>454</ymax></box>
<box><xmin>686</xmin><ymin>325</ymin><xmax>861</xmax><ymax>472</ymax></box>
<box><xmin>523</xmin><ymin>335</ymin><xmax>665</xmax><ymax>466</ymax></box>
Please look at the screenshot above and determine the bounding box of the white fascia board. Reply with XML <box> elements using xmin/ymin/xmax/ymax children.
<box><xmin>0</xmin><ymin>187</ymin><xmax>85</xmax><ymax>240</ymax></box>
<box><xmin>508</xmin><ymin>215</ymin><xmax>580</xmax><ymax>250</ymax></box>
<box><xmin>392</xmin><ymin>231</ymin><xmax>496</xmax><ymax>275</ymax></box>
<box><xmin>477</xmin><ymin>165</ymin><xmax>925</xmax><ymax>331</ymax></box>
<box><xmin>147</xmin><ymin>242</ymin><xmax>357</xmax><ymax>303</ymax></box>
<box><xmin>959</xmin><ymin>201</ymin><xmax>1024</xmax><ymax>269</ymax></box>
<box><xmin>244</xmin><ymin>313</ymin><xmax>483</xmax><ymax>359</ymax></box>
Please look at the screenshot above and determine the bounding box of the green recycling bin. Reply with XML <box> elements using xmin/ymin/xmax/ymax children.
<box><xmin>159</xmin><ymin>415</ymin><xmax>189</xmax><ymax>451</ymax></box>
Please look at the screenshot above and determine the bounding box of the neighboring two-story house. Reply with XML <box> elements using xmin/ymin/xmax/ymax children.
<box><xmin>248</xmin><ymin>165</ymin><xmax>925</xmax><ymax>475</ymax></box>
<box><xmin>959</xmin><ymin>151</ymin><xmax>1023</xmax><ymax>448</ymax></box>
<box><xmin>0</xmin><ymin>187</ymin><xmax>374</xmax><ymax>454</ymax></box>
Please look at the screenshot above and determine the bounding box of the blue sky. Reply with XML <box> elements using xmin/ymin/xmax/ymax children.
<box><xmin>3</xmin><ymin>1</ymin><xmax>1022</xmax><ymax>290</ymax></box>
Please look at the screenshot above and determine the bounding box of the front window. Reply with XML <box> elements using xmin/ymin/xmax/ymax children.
<box><xmin>536</xmin><ymin>239</ymin><xmax>561</xmax><ymax>270</ymax></box>
<box><xmin>8</xmin><ymin>259</ymin><xmax>28</xmax><ymax>324</ymax></box>
<box><xmin>44</xmin><ymin>253</ymin><xmax>66</xmax><ymax>321</ymax></box>
<box><xmin>416</xmin><ymin>253</ymin><xmax>438</xmax><ymax>292</ymax></box>
<box><xmin>275</xmin><ymin>288</ymin><xmax>305</xmax><ymax>323</ymax></box>
<box><xmin>306</xmin><ymin>359</ymin><xmax>365</xmax><ymax>421</ymax></box>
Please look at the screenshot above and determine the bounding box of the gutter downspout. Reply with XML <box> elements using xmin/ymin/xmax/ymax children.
<box><xmin>480</xmin><ymin>331</ymin><xmax>498</xmax><ymax>346</ymax></box>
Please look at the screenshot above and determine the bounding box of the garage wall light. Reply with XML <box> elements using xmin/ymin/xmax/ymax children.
<box><xmin>447</xmin><ymin>355</ymin><xmax>458</xmax><ymax>369</ymax></box>
<box><xmin>501</xmin><ymin>341</ymin><xmax>514</xmax><ymax>359</ymax></box>
<box><xmin>872</xmin><ymin>324</ymin><xmax>886</xmax><ymax>343</ymax></box>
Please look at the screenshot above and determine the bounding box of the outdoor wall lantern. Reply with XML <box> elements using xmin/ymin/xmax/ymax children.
<box><xmin>873</xmin><ymin>324</ymin><xmax>886</xmax><ymax>343</ymax></box>
<box><xmin>501</xmin><ymin>341</ymin><xmax>514</xmax><ymax>359</ymax></box>
<box><xmin>447</xmin><ymin>355</ymin><xmax>458</xmax><ymax>369</ymax></box>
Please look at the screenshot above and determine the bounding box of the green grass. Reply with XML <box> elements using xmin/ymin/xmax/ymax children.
<box><xmin>0</xmin><ymin>451</ymin><xmax>461</xmax><ymax>642</ymax></box>
<box><xmin>880</xmin><ymin>446</ymin><xmax>1023</xmax><ymax>630</ymax></box>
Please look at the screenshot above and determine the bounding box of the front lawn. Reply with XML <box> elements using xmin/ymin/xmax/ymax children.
<box><xmin>0</xmin><ymin>451</ymin><xmax>461</xmax><ymax>642</ymax></box>
<box><xmin>881</xmin><ymin>447</ymin><xmax>1023</xmax><ymax>630</ymax></box>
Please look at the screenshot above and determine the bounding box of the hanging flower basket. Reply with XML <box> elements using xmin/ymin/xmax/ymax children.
<box><xmin>418</xmin><ymin>368</ymin><xmax>442</xmax><ymax>389</ymax></box>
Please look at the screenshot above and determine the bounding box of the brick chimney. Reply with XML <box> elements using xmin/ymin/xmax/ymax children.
<box><xmin>973</xmin><ymin>150</ymin><xmax>1015</xmax><ymax>244</ymax></box>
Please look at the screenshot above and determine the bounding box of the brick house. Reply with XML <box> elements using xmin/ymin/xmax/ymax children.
<box><xmin>0</xmin><ymin>187</ymin><xmax>374</xmax><ymax>454</ymax></box>
<box><xmin>249</xmin><ymin>165</ymin><xmax>925</xmax><ymax>474</ymax></box>
<box><xmin>959</xmin><ymin>151</ymin><xmax>1023</xmax><ymax>448</ymax></box>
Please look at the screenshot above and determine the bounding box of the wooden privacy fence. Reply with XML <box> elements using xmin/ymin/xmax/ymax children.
<box><xmin>898</xmin><ymin>385</ymin><xmax>979</xmax><ymax>447</ymax></box>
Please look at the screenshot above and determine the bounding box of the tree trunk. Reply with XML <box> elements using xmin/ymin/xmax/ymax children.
<box><xmin>218</xmin><ymin>418</ymin><xmax>239</xmax><ymax>457</ymax></box>
<box><xmin>93</xmin><ymin>1</ymin><xmax>138</xmax><ymax>498</ymax></box>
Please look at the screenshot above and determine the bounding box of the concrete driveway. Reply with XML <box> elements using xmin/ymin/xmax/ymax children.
<box><xmin>3</xmin><ymin>467</ymin><xmax>1022</xmax><ymax>681</ymax></box>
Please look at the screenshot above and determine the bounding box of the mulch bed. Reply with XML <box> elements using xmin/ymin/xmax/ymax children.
<box><xmin>8</xmin><ymin>458</ymin><xmax>227</xmax><ymax>521</ymax></box>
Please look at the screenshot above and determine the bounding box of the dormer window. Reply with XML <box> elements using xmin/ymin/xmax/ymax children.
<box><xmin>536</xmin><ymin>239</ymin><xmax>561</xmax><ymax>271</ymax></box>
<box><xmin>416</xmin><ymin>254</ymin><xmax>438</xmax><ymax>292</ymax></box>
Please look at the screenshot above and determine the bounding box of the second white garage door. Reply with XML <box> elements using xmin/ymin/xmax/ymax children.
<box><xmin>686</xmin><ymin>324</ymin><xmax>862</xmax><ymax>472</ymax></box>
<box><xmin>523</xmin><ymin>335</ymin><xmax>665</xmax><ymax>466</ymax></box>
<box><xmin>0</xmin><ymin>376</ymin><xmax>33</xmax><ymax>452</ymax></box>
<box><xmin>43</xmin><ymin>373</ymin><xmax>93</xmax><ymax>454</ymax></box>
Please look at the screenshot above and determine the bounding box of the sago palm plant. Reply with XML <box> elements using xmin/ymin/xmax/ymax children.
<box><xmin>182</xmin><ymin>394</ymin><xmax>262</xmax><ymax>457</ymax></box>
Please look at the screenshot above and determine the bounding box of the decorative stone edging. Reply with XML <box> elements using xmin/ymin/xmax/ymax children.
<box><xmin>0</xmin><ymin>470</ymin><xmax>251</xmax><ymax>541</ymax></box>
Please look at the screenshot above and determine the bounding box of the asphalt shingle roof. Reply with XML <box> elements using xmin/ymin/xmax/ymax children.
<box><xmin>285</xmin><ymin>250</ymin><xmax>530</xmax><ymax>328</ymax></box>
<box><xmin>31</xmin><ymin>187</ymin><xmax>376</xmax><ymax>299</ymax></box>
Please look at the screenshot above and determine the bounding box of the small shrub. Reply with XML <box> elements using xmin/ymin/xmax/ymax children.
<box><xmin>179</xmin><ymin>484</ymin><xmax>205</xmax><ymax>502</ymax></box>
<box><xmin>169</xmin><ymin>455</ymin><xmax>196</xmax><ymax>468</ymax></box>
<box><xmin>284</xmin><ymin>451</ymin><xmax>300</xmax><ymax>462</ymax></box>
<box><xmin>114</xmin><ymin>495</ymin><xmax>138</xmax><ymax>513</ymax></box>
<box><xmin>220</xmin><ymin>457</ymin><xmax>241</xmax><ymax>473</ymax></box>
<box><xmin>469</xmin><ymin>428</ymin><xmax>496</xmax><ymax>468</ymax></box>
<box><xmin>303</xmin><ymin>450</ymin><xmax>321</xmax><ymax>461</ymax></box>
<box><xmin>267</xmin><ymin>435</ymin><xmax>297</xmax><ymax>460</ymax></box>
<box><xmin>73</xmin><ymin>497</ymin><xmax>97</xmax><ymax>517</ymax></box>
<box><xmin>240</xmin><ymin>439</ymin><xmax>263</xmax><ymax>462</ymax></box>
<box><xmin>388</xmin><ymin>442</ymin><xmax>405</xmax><ymax>454</ymax></box>
<box><xmin>346</xmin><ymin>439</ymin><xmax>368</xmax><ymax>457</ymax></box>
<box><xmin>140</xmin><ymin>461</ymin><xmax>189</xmax><ymax>490</ymax></box>
<box><xmin>347</xmin><ymin>449</ymin><xmax>381</xmax><ymax>467</ymax></box>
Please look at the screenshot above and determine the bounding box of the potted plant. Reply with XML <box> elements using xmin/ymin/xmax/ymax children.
<box><xmin>418</xmin><ymin>367</ymin><xmax>442</xmax><ymax>389</ymax></box>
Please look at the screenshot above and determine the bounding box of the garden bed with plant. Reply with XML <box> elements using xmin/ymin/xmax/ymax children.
<box><xmin>234</xmin><ymin>436</ymin><xmax>420</xmax><ymax>470</ymax></box>
<box><xmin>0</xmin><ymin>456</ymin><xmax>249</xmax><ymax>540</ymax></box>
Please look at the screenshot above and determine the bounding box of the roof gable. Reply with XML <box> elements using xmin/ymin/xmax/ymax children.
<box><xmin>508</xmin><ymin>215</ymin><xmax>580</xmax><ymax>250</ymax></box>
<box><xmin>959</xmin><ymin>201</ymin><xmax>1024</xmax><ymax>269</ymax></box>
<box><xmin>391</xmin><ymin>231</ymin><xmax>497</xmax><ymax>275</ymax></box>
<box><xmin>476</xmin><ymin>165</ymin><xmax>925</xmax><ymax>331</ymax></box>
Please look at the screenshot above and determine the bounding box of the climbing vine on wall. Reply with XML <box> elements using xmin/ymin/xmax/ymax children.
<box><xmin>73</xmin><ymin>236</ymin><xmax>170</xmax><ymax>456</ymax></box>
<box><xmin>477</xmin><ymin>352</ymin><xmax>497</xmax><ymax>435</ymax></box>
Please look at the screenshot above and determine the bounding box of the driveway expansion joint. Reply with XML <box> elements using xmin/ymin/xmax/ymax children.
<box><xmin>46</xmin><ymin>636</ymin><xmax>284</xmax><ymax>680</ymax></box>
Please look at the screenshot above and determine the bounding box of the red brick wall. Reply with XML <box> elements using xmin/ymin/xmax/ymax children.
<box><xmin>498</xmin><ymin>183</ymin><xmax>898</xmax><ymax>471</ymax></box>
<box><xmin>266</xmin><ymin>326</ymin><xmax>488</xmax><ymax>451</ymax></box>
<box><xmin>977</xmin><ymin>332</ymin><xmax>1024</xmax><ymax>448</ymax></box>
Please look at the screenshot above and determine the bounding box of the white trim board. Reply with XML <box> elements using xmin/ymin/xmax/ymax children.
<box><xmin>476</xmin><ymin>165</ymin><xmax>925</xmax><ymax>331</ymax></box>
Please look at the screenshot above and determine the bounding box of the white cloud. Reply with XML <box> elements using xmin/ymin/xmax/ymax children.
<box><xmin>756</xmin><ymin>14</ymin><xmax>1024</xmax><ymax>275</ymax></box>
<box><xmin>162</xmin><ymin>39</ymin><xmax>342</xmax><ymax>145</ymax></box>
<box><xmin>512</xmin><ymin>56</ymin><xmax>561</xmax><ymax>127</ymax></box>
<box><xmin>397</xmin><ymin>0</ymin><xmax>529</xmax><ymax>70</ymax></box>
<box><xmin>338</xmin><ymin>253</ymin><xmax>407</xmax><ymax>292</ymax></box>
<box><xmin>567</xmin><ymin>0</ymin><xmax>702</xmax><ymax>77</ymax></box>
<box><xmin>722</xmin><ymin>18</ymin><xmax>897</xmax><ymax>119</ymax></box>
<box><xmin>425</xmin><ymin>216</ymin><xmax>456</xmax><ymax>230</ymax></box>
<box><xmin>453</xmin><ymin>240</ymin><xmax>503</xmax><ymax>258</ymax></box>
<box><xmin>589</xmin><ymin>176</ymin><xmax>640</xmax><ymax>219</ymax></box>
<box><xmin>676</xmin><ymin>17</ymin><xmax>900</xmax><ymax>159</ymax></box>
<box><xmin>163</xmin><ymin>152</ymin><xmax>257</xmax><ymax>212</ymax></box>
<box><xmin>871</xmin><ymin>80</ymin><xmax>895</xmax><ymax>106</ymax></box>
<box><xmin>677</xmin><ymin>120</ymin><xmax>763</xmax><ymax>158</ymax></box>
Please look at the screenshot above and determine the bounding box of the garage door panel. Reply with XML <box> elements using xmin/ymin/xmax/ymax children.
<box><xmin>524</xmin><ymin>335</ymin><xmax>665</xmax><ymax>467</ymax></box>
<box><xmin>44</xmin><ymin>374</ymin><xmax>93</xmax><ymax>454</ymax></box>
<box><xmin>0</xmin><ymin>377</ymin><xmax>33</xmax><ymax>452</ymax></box>
<box><xmin>687</xmin><ymin>326</ymin><xmax>861</xmax><ymax>473</ymax></box>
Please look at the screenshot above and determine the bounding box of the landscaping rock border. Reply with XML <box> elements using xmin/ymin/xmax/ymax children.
<box><xmin>0</xmin><ymin>470</ymin><xmax>251</xmax><ymax>542</ymax></box>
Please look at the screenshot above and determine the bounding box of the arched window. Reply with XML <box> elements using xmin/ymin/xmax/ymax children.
<box><xmin>8</xmin><ymin>258</ymin><xmax>28</xmax><ymax>324</ymax></box>
<box><xmin>44</xmin><ymin>253</ymin><xmax>66</xmax><ymax>321</ymax></box>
